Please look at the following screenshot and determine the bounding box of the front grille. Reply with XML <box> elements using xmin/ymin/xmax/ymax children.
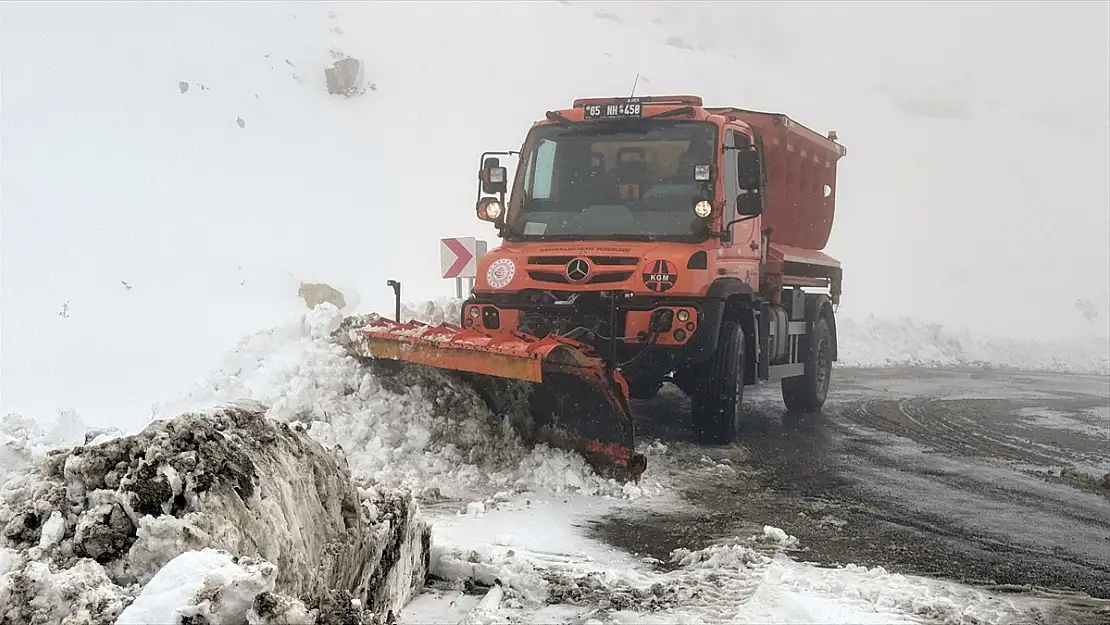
<box><xmin>527</xmin><ymin>271</ymin><xmax>634</xmax><ymax>285</ymax></box>
<box><xmin>590</xmin><ymin>256</ymin><xmax>640</xmax><ymax>266</ymax></box>
<box><xmin>527</xmin><ymin>256</ymin><xmax>639</xmax><ymax>266</ymax></box>
<box><xmin>527</xmin><ymin>271</ymin><xmax>568</xmax><ymax>283</ymax></box>
<box><xmin>588</xmin><ymin>272</ymin><xmax>633</xmax><ymax>284</ymax></box>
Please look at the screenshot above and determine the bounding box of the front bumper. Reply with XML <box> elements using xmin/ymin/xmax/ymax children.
<box><xmin>461</xmin><ymin>291</ymin><xmax>704</xmax><ymax>349</ymax></box>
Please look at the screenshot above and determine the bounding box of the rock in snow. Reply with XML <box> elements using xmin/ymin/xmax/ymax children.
<box><xmin>0</xmin><ymin>404</ymin><xmax>429</xmax><ymax>624</ymax></box>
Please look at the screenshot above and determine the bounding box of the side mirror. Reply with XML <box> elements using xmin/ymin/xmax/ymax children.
<box><xmin>736</xmin><ymin>190</ymin><xmax>762</xmax><ymax>216</ymax></box>
<box><xmin>736</xmin><ymin>149</ymin><xmax>761</xmax><ymax>191</ymax></box>
<box><xmin>480</xmin><ymin>157</ymin><xmax>508</xmax><ymax>195</ymax></box>
<box><xmin>476</xmin><ymin>197</ymin><xmax>505</xmax><ymax>224</ymax></box>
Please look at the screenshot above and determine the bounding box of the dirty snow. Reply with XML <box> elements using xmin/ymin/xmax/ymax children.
<box><xmin>401</xmin><ymin>494</ymin><xmax>1059</xmax><ymax>625</ymax></box>
<box><xmin>0</xmin><ymin>405</ymin><xmax>429</xmax><ymax>625</ymax></box>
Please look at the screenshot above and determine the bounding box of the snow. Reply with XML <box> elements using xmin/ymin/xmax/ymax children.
<box><xmin>0</xmin><ymin>306</ymin><xmax>1096</xmax><ymax>625</ymax></box>
<box><xmin>0</xmin><ymin>411</ymin><xmax>94</xmax><ymax>490</ymax></box>
<box><xmin>5</xmin><ymin>298</ymin><xmax>1082</xmax><ymax>622</ymax></box>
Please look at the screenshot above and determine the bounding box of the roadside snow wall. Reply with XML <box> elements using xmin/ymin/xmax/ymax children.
<box><xmin>403</xmin><ymin>298</ymin><xmax>1110</xmax><ymax>376</ymax></box>
<box><xmin>0</xmin><ymin>404</ymin><xmax>430</xmax><ymax>624</ymax></box>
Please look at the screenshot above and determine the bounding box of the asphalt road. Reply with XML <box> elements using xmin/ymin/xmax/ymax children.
<box><xmin>591</xmin><ymin>366</ymin><xmax>1110</xmax><ymax>623</ymax></box>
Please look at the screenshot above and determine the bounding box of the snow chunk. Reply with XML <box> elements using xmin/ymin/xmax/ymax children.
<box><xmin>760</xmin><ymin>525</ymin><xmax>800</xmax><ymax>548</ymax></box>
<box><xmin>116</xmin><ymin>548</ymin><xmax>276</xmax><ymax>625</ymax></box>
<box><xmin>37</xmin><ymin>511</ymin><xmax>66</xmax><ymax>550</ymax></box>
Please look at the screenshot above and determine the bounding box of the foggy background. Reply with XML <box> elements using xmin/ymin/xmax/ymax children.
<box><xmin>2</xmin><ymin>1</ymin><xmax>1107</xmax><ymax>426</ymax></box>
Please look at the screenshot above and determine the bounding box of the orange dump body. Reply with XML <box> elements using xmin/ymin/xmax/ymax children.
<box><xmin>706</xmin><ymin>107</ymin><xmax>846</xmax><ymax>251</ymax></box>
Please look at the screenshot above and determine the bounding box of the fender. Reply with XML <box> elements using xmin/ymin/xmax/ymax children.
<box><xmin>803</xmin><ymin>293</ymin><xmax>838</xmax><ymax>361</ymax></box>
<box><xmin>685</xmin><ymin>278</ymin><xmax>756</xmax><ymax>363</ymax></box>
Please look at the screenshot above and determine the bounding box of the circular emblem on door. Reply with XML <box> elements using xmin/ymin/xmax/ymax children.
<box><xmin>565</xmin><ymin>257</ymin><xmax>591</xmax><ymax>283</ymax></box>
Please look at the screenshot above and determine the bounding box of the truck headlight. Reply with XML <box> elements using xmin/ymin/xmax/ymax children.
<box><xmin>694</xmin><ymin>200</ymin><xmax>712</xmax><ymax>218</ymax></box>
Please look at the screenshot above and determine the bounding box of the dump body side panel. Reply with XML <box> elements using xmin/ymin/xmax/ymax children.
<box><xmin>706</xmin><ymin>107</ymin><xmax>846</xmax><ymax>251</ymax></box>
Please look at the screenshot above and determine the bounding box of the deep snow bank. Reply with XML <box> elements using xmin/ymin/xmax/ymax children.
<box><xmin>0</xmin><ymin>405</ymin><xmax>429</xmax><ymax>624</ymax></box>
<box><xmin>403</xmin><ymin>298</ymin><xmax>1110</xmax><ymax>376</ymax></box>
<box><xmin>400</xmin><ymin>298</ymin><xmax>463</xmax><ymax>327</ymax></box>
<box><xmin>836</xmin><ymin>315</ymin><xmax>1110</xmax><ymax>375</ymax></box>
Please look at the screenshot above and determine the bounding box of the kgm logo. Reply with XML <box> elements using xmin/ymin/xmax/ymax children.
<box><xmin>642</xmin><ymin>260</ymin><xmax>678</xmax><ymax>293</ymax></box>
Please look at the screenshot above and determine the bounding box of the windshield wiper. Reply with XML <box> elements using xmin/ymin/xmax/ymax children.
<box><xmin>508</xmin><ymin>232</ymin><xmax>668</xmax><ymax>242</ymax></box>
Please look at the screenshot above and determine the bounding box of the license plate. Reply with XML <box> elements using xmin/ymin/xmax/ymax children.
<box><xmin>583</xmin><ymin>100</ymin><xmax>643</xmax><ymax>119</ymax></box>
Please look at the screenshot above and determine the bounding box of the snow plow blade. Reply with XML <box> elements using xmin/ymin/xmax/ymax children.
<box><xmin>334</xmin><ymin>317</ymin><xmax>646</xmax><ymax>482</ymax></box>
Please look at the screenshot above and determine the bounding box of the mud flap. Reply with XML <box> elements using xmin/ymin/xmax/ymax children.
<box><xmin>333</xmin><ymin>316</ymin><xmax>646</xmax><ymax>482</ymax></box>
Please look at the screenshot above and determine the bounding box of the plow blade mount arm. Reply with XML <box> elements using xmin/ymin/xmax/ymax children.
<box><xmin>334</xmin><ymin>317</ymin><xmax>646</xmax><ymax>482</ymax></box>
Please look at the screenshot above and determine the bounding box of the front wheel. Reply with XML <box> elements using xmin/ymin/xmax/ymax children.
<box><xmin>781</xmin><ymin>315</ymin><xmax>833</xmax><ymax>412</ymax></box>
<box><xmin>690</xmin><ymin>320</ymin><xmax>746</xmax><ymax>445</ymax></box>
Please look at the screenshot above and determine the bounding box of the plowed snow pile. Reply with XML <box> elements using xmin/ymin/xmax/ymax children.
<box><xmin>154</xmin><ymin>303</ymin><xmax>663</xmax><ymax>503</ymax></box>
<box><xmin>0</xmin><ymin>405</ymin><xmax>428</xmax><ymax>624</ymax></box>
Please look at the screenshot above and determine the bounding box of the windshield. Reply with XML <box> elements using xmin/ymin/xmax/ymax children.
<box><xmin>506</xmin><ymin>120</ymin><xmax>718</xmax><ymax>242</ymax></box>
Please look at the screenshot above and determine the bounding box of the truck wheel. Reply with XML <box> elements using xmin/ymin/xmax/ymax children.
<box><xmin>691</xmin><ymin>320</ymin><xmax>745</xmax><ymax>445</ymax></box>
<box><xmin>781</xmin><ymin>315</ymin><xmax>833</xmax><ymax>413</ymax></box>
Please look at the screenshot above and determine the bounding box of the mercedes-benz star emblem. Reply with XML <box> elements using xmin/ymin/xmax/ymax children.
<box><xmin>565</xmin><ymin>258</ymin><xmax>590</xmax><ymax>282</ymax></box>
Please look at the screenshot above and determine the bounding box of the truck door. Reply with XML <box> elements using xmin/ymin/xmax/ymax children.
<box><xmin>720</xmin><ymin>128</ymin><xmax>762</xmax><ymax>275</ymax></box>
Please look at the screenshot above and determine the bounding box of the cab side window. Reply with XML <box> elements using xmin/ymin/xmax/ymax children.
<box><xmin>531</xmin><ymin>139</ymin><xmax>557</xmax><ymax>200</ymax></box>
<box><xmin>724</xmin><ymin>130</ymin><xmax>739</xmax><ymax>216</ymax></box>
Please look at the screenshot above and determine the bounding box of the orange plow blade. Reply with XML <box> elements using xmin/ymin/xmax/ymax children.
<box><xmin>334</xmin><ymin>317</ymin><xmax>646</xmax><ymax>482</ymax></box>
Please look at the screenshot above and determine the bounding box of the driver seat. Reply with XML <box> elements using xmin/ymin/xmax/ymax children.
<box><xmin>615</xmin><ymin>147</ymin><xmax>648</xmax><ymax>201</ymax></box>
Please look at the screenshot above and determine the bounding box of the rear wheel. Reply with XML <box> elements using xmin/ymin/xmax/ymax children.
<box><xmin>690</xmin><ymin>320</ymin><xmax>746</xmax><ymax>445</ymax></box>
<box><xmin>782</xmin><ymin>315</ymin><xmax>833</xmax><ymax>412</ymax></box>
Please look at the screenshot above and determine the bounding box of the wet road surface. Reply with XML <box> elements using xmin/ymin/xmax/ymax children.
<box><xmin>590</xmin><ymin>366</ymin><xmax>1110</xmax><ymax>622</ymax></box>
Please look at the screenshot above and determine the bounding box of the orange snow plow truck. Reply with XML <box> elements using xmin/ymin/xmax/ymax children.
<box><xmin>340</xmin><ymin>95</ymin><xmax>846</xmax><ymax>483</ymax></box>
